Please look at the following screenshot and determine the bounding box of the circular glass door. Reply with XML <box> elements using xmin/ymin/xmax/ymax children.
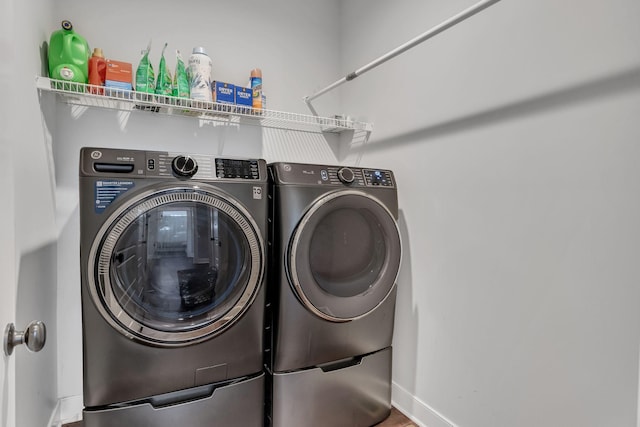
<box><xmin>88</xmin><ymin>184</ymin><xmax>264</xmax><ymax>346</ymax></box>
<box><xmin>289</xmin><ymin>190</ymin><xmax>401</xmax><ymax>322</ymax></box>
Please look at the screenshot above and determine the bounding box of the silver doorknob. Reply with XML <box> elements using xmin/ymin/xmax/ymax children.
<box><xmin>3</xmin><ymin>321</ymin><xmax>46</xmax><ymax>356</ymax></box>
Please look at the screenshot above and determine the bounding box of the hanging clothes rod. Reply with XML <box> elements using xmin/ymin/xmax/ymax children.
<box><xmin>304</xmin><ymin>0</ymin><xmax>502</xmax><ymax>112</ymax></box>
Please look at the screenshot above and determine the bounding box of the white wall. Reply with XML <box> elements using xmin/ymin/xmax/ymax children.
<box><xmin>49</xmin><ymin>0</ymin><xmax>343</xmax><ymax>400</ymax></box>
<box><xmin>338</xmin><ymin>0</ymin><xmax>640</xmax><ymax>426</ymax></box>
<box><xmin>4</xmin><ymin>0</ymin><xmax>59</xmax><ymax>426</ymax></box>
<box><xmin>0</xmin><ymin>0</ymin><xmax>17</xmax><ymax>422</ymax></box>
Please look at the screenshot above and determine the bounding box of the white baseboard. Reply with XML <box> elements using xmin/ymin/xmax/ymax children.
<box><xmin>392</xmin><ymin>382</ymin><xmax>456</xmax><ymax>427</ymax></box>
<box><xmin>47</xmin><ymin>395</ymin><xmax>82</xmax><ymax>427</ymax></box>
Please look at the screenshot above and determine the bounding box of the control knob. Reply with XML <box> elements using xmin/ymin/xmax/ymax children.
<box><xmin>337</xmin><ymin>167</ymin><xmax>355</xmax><ymax>184</ymax></box>
<box><xmin>172</xmin><ymin>155</ymin><xmax>198</xmax><ymax>177</ymax></box>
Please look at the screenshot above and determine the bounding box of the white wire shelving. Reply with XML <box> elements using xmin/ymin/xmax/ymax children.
<box><xmin>36</xmin><ymin>76</ymin><xmax>373</xmax><ymax>135</ymax></box>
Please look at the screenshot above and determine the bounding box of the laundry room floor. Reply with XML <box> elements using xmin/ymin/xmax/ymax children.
<box><xmin>375</xmin><ymin>407</ymin><xmax>417</xmax><ymax>426</ymax></box>
<box><xmin>61</xmin><ymin>407</ymin><xmax>415</xmax><ymax>427</ymax></box>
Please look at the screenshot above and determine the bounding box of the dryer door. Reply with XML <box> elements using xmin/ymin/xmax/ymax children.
<box><xmin>289</xmin><ymin>190</ymin><xmax>401</xmax><ymax>322</ymax></box>
<box><xmin>88</xmin><ymin>184</ymin><xmax>264</xmax><ymax>346</ymax></box>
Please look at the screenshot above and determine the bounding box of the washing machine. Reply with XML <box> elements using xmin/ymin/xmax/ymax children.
<box><xmin>266</xmin><ymin>162</ymin><xmax>402</xmax><ymax>427</ymax></box>
<box><xmin>79</xmin><ymin>147</ymin><xmax>268</xmax><ymax>426</ymax></box>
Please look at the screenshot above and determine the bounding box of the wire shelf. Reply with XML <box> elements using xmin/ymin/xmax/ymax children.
<box><xmin>36</xmin><ymin>76</ymin><xmax>373</xmax><ymax>134</ymax></box>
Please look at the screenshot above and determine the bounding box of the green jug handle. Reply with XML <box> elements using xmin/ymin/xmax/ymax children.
<box><xmin>63</xmin><ymin>32</ymin><xmax>72</xmax><ymax>60</ymax></box>
<box><xmin>63</xmin><ymin>33</ymin><xmax>86</xmax><ymax>66</ymax></box>
<box><xmin>61</xmin><ymin>20</ymin><xmax>74</xmax><ymax>61</ymax></box>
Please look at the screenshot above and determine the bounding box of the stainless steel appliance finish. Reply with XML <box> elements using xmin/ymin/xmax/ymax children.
<box><xmin>79</xmin><ymin>147</ymin><xmax>268</xmax><ymax>426</ymax></box>
<box><xmin>271</xmin><ymin>348</ymin><xmax>391</xmax><ymax>427</ymax></box>
<box><xmin>83</xmin><ymin>373</ymin><xmax>265</xmax><ymax>427</ymax></box>
<box><xmin>266</xmin><ymin>162</ymin><xmax>401</xmax><ymax>427</ymax></box>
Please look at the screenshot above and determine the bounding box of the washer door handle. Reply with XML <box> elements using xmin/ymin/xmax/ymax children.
<box><xmin>3</xmin><ymin>320</ymin><xmax>47</xmax><ymax>356</ymax></box>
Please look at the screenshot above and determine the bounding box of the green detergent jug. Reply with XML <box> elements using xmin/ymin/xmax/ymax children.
<box><xmin>48</xmin><ymin>20</ymin><xmax>90</xmax><ymax>83</ymax></box>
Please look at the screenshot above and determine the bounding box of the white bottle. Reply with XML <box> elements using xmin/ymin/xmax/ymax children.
<box><xmin>188</xmin><ymin>47</ymin><xmax>212</xmax><ymax>102</ymax></box>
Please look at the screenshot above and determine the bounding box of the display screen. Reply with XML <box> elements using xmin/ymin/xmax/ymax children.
<box><xmin>215</xmin><ymin>159</ymin><xmax>259</xmax><ymax>179</ymax></box>
<box><xmin>363</xmin><ymin>169</ymin><xmax>393</xmax><ymax>187</ymax></box>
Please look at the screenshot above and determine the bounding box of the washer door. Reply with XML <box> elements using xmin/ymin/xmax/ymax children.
<box><xmin>289</xmin><ymin>190</ymin><xmax>401</xmax><ymax>322</ymax></box>
<box><xmin>88</xmin><ymin>184</ymin><xmax>264</xmax><ymax>346</ymax></box>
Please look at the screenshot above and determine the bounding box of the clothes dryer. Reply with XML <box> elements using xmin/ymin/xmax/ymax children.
<box><xmin>79</xmin><ymin>147</ymin><xmax>267</xmax><ymax>426</ymax></box>
<box><xmin>266</xmin><ymin>162</ymin><xmax>402</xmax><ymax>427</ymax></box>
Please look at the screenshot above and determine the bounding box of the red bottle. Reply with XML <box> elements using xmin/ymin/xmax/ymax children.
<box><xmin>88</xmin><ymin>48</ymin><xmax>106</xmax><ymax>94</ymax></box>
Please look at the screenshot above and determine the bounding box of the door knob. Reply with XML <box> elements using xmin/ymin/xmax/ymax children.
<box><xmin>3</xmin><ymin>321</ymin><xmax>46</xmax><ymax>356</ymax></box>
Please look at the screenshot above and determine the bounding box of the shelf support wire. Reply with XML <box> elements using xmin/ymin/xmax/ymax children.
<box><xmin>303</xmin><ymin>0</ymin><xmax>502</xmax><ymax>113</ymax></box>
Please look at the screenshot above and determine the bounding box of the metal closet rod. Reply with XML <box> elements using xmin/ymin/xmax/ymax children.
<box><xmin>304</xmin><ymin>0</ymin><xmax>502</xmax><ymax>110</ymax></box>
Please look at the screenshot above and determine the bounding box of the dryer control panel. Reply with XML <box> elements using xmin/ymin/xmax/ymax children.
<box><xmin>80</xmin><ymin>147</ymin><xmax>266</xmax><ymax>181</ymax></box>
<box><xmin>271</xmin><ymin>162</ymin><xmax>395</xmax><ymax>188</ymax></box>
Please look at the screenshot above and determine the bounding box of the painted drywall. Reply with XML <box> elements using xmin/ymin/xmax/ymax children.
<box><xmin>338</xmin><ymin>0</ymin><xmax>640</xmax><ymax>426</ymax></box>
<box><xmin>3</xmin><ymin>0</ymin><xmax>59</xmax><ymax>426</ymax></box>
<box><xmin>0</xmin><ymin>1</ymin><xmax>17</xmax><ymax>425</ymax></box>
<box><xmin>49</xmin><ymin>0</ymin><xmax>343</xmax><ymax>401</ymax></box>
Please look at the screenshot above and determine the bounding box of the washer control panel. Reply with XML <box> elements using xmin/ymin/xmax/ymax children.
<box><xmin>272</xmin><ymin>162</ymin><xmax>395</xmax><ymax>188</ymax></box>
<box><xmin>80</xmin><ymin>147</ymin><xmax>266</xmax><ymax>181</ymax></box>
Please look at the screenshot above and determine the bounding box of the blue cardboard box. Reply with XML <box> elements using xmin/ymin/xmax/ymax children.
<box><xmin>235</xmin><ymin>86</ymin><xmax>253</xmax><ymax>107</ymax></box>
<box><xmin>213</xmin><ymin>81</ymin><xmax>235</xmax><ymax>104</ymax></box>
<box><xmin>105</xmin><ymin>80</ymin><xmax>133</xmax><ymax>99</ymax></box>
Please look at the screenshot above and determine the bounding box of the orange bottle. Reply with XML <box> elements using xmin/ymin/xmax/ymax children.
<box><xmin>88</xmin><ymin>48</ymin><xmax>106</xmax><ymax>94</ymax></box>
<box><xmin>250</xmin><ymin>68</ymin><xmax>262</xmax><ymax>110</ymax></box>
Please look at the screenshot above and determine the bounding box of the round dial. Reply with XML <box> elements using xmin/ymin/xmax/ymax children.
<box><xmin>337</xmin><ymin>167</ymin><xmax>355</xmax><ymax>184</ymax></box>
<box><xmin>172</xmin><ymin>155</ymin><xmax>198</xmax><ymax>177</ymax></box>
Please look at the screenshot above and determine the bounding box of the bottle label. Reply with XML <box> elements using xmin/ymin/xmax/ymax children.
<box><xmin>60</xmin><ymin>67</ymin><xmax>75</xmax><ymax>80</ymax></box>
<box><xmin>188</xmin><ymin>54</ymin><xmax>212</xmax><ymax>101</ymax></box>
<box><xmin>251</xmin><ymin>77</ymin><xmax>262</xmax><ymax>109</ymax></box>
